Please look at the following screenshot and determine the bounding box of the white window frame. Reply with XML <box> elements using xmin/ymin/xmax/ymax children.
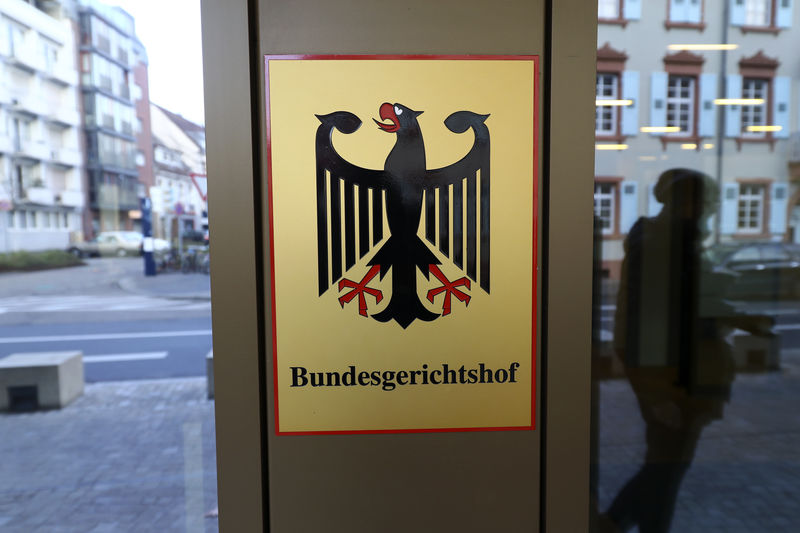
<box><xmin>596</xmin><ymin>73</ymin><xmax>620</xmax><ymax>136</ymax></box>
<box><xmin>666</xmin><ymin>75</ymin><xmax>696</xmax><ymax>136</ymax></box>
<box><xmin>745</xmin><ymin>0</ymin><xmax>772</xmax><ymax>26</ymax></box>
<box><xmin>598</xmin><ymin>0</ymin><xmax>621</xmax><ymax>19</ymax></box>
<box><xmin>737</xmin><ymin>184</ymin><xmax>765</xmax><ymax>234</ymax></box>
<box><xmin>741</xmin><ymin>77</ymin><xmax>769</xmax><ymax>137</ymax></box>
<box><xmin>594</xmin><ymin>182</ymin><xmax>616</xmax><ymax>235</ymax></box>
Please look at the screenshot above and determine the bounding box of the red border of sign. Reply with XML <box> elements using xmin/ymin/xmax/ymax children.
<box><xmin>265</xmin><ymin>54</ymin><xmax>539</xmax><ymax>436</ymax></box>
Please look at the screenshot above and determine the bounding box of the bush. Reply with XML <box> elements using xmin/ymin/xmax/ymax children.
<box><xmin>0</xmin><ymin>250</ymin><xmax>85</xmax><ymax>273</ymax></box>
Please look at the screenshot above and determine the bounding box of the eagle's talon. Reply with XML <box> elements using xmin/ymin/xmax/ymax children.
<box><xmin>338</xmin><ymin>265</ymin><xmax>383</xmax><ymax>317</ymax></box>
<box><xmin>426</xmin><ymin>264</ymin><xmax>471</xmax><ymax>316</ymax></box>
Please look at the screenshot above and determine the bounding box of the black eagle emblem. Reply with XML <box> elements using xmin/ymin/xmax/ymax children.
<box><xmin>315</xmin><ymin>102</ymin><xmax>490</xmax><ymax>328</ymax></box>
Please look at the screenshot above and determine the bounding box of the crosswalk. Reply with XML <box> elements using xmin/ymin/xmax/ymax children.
<box><xmin>0</xmin><ymin>294</ymin><xmax>210</xmax><ymax>314</ymax></box>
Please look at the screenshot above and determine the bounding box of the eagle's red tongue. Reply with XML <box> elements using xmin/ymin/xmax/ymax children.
<box><xmin>374</xmin><ymin>102</ymin><xmax>400</xmax><ymax>132</ymax></box>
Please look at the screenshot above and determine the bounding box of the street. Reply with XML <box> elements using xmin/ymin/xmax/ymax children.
<box><xmin>0</xmin><ymin>257</ymin><xmax>212</xmax><ymax>382</ymax></box>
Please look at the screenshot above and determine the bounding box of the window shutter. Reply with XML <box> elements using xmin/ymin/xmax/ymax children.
<box><xmin>699</xmin><ymin>73</ymin><xmax>717</xmax><ymax>137</ymax></box>
<box><xmin>721</xmin><ymin>183</ymin><xmax>739</xmax><ymax>234</ymax></box>
<box><xmin>624</xmin><ymin>0</ymin><xmax>642</xmax><ymax>20</ymax></box>
<box><xmin>650</xmin><ymin>72</ymin><xmax>668</xmax><ymax>135</ymax></box>
<box><xmin>773</xmin><ymin>76</ymin><xmax>791</xmax><ymax>139</ymax></box>
<box><xmin>621</xmin><ymin>71</ymin><xmax>640</xmax><ymax>136</ymax></box>
<box><xmin>725</xmin><ymin>74</ymin><xmax>742</xmax><ymax>138</ymax></box>
<box><xmin>770</xmin><ymin>183</ymin><xmax>789</xmax><ymax>235</ymax></box>
<box><xmin>730</xmin><ymin>0</ymin><xmax>746</xmax><ymax>26</ymax></box>
<box><xmin>648</xmin><ymin>184</ymin><xmax>663</xmax><ymax>216</ymax></box>
<box><xmin>670</xmin><ymin>0</ymin><xmax>687</xmax><ymax>22</ymax></box>
<box><xmin>687</xmin><ymin>0</ymin><xmax>703</xmax><ymax>23</ymax></box>
<box><xmin>620</xmin><ymin>181</ymin><xmax>639</xmax><ymax>233</ymax></box>
<box><xmin>777</xmin><ymin>0</ymin><xmax>793</xmax><ymax>28</ymax></box>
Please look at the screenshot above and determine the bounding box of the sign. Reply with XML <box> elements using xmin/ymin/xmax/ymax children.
<box><xmin>266</xmin><ymin>55</ymin><xmax>538</xmax><ymax>435</ymax></box>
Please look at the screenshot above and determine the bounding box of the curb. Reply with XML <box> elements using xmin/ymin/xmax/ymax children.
<box><xmin>116</xmin><ymin>277</ymin><xmax>211</xmax><ymax>302</ymax></box>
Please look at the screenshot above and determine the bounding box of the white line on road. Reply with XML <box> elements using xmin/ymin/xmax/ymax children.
<box><xmin>0</xmin><ymin>329</ymin><xmax>212</xmax><ymax>344</ymax></box>
<box><xmin>84</xmin><ymin>352</ymin><xmax>168</xmax><ymax>363</ymax></box>
<box><xmin>775</xmin><ymin>324</ymin><xmax>800</xmax><ymax>331</ymax></box>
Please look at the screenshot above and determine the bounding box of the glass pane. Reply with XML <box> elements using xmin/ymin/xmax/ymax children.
<box><xmin>593</xmin><ymin>2</ymin><xmax>800</xmax><ymax>531</ymax></box>
<box><xmin>0</xmin><ymin>1</ymin><xmax>216</xmax><ymax>531</ymax></box>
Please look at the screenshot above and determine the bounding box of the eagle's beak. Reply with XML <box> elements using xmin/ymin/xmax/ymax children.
<box><xmin>374</xmin><ymin>102</ymin><xmax>400</xmax><ymax>132</ymax></box>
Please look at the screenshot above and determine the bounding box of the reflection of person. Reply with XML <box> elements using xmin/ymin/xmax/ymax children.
<box><xmin>600</xmin><ymin>168</ymin><xmax>756</xmax><ymax>533</ymax></box>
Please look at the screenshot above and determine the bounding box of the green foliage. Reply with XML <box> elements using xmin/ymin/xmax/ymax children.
<box><xmin>0</xmin><ymin>250</ymin><xmax>84</xmax><ymax>273</ymax></box>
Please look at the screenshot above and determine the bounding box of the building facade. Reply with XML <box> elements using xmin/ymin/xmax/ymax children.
<box><xmin>76</xmin><ymin>0</ymin><xmax>146</xmax><ymax>237</ymax></box>
<box><xmin>595</xmin><ymin>0</ymin><xmax>800</xmax><ymax>278</ymax></box>
<box><xmin>149</xmin><ymin>103</ymin><xmax>206</xmax><ymax>243</ymax></box>
<box><xmin>0</xmin><ymin>0</ymin><xmax>84</xmax><ymax>252</ymax></box>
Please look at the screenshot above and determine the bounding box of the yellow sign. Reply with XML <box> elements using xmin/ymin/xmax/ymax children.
<box><xmin>266</xmin><ymin>55</ymin><xmax>538</xmax><ymax>434</ymax></box>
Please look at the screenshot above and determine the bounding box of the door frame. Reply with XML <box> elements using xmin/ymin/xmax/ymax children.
<box><xmin>201</xmin><ymin>0</ymin><xmax>596</xmax><ymax>530</ymax></box>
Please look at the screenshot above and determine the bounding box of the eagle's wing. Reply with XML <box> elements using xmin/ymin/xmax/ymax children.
<box><xmin>424</xmin><ymin>112</ymin><xmax>491</xmax><ymax>293</ymax></box>
<box><xmin>315</xmin><ymin>112</ymin><xmax>389</xmax><ymax>295</ymax></box>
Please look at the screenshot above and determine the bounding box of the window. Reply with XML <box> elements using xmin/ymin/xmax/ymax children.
<box><xmin>598</xmin><ymin>0</ymin><xmax>620</xmax><ymax>18</ymax></box>
<box><xmin>668</xmin><ymin>0</ymin><xmax>704</xmax><ymax>25</ymax></box>
<box><xmin>596</xmin><ymin>73</ymin><xmax>620</xmax><ymax>135</ymax></box>
<box><xmin>745</xmin><ymin>0</ymin><xmax>772</xmax><ymax>26</ymax></box>
<box><xmin>594</xmin><ymin>182</ymin><xmax>616</xmax><ymax>235</ymax></box>
<box><xmin>666</xmin><ymin>75</ymin><xmax>695</xmax><ymax>135</ymax></box>
<box><xmin>741</xmin><ymin>78</ymin><xmax>768</xmax><ymax>136</ymax></box>
<box><xmin>737</xmin><ymin>183</ymin><xmax>765</xmax><ymax>233</ymax></box>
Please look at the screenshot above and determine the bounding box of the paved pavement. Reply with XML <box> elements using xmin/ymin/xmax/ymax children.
<box><xmin>594</xmin><ymin>349</ymin><xmax>800</xmax><ymax>532</ymax></box>
<box><xmin>0</xmin><ymin>378</ymin><xmax>218</xmax><ymax>533</ymax></box>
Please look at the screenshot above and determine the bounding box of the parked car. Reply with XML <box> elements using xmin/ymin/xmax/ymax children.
<box><xmin>67</xmin><ymin>231</ymin><xmax>144</xmax><ymax>258</ymax></box>
<box><xmin>708</xmin><ymin>242</ymin><xmax>800</xmax><ymax>299</ymax></box>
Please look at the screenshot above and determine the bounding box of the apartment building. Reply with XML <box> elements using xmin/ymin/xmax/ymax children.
<box><xmin>76</xmin><ymin>0</ymin><xmax>148</xmax><ymax>236</ymax></box>
<box><xmin>595</xmin><ymin>0</ymin><xmax>800</xmax><ymax>278</ymax></box>
<box><xmin>0</xmin><ymin>0</ymin><xmax>84</xmax><ymax>252</ymax></box>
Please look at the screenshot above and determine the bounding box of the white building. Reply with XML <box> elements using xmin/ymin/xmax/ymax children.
<box><xmin>149</xmin><ymin>103</ymin><xmax>205</xmax><ymax>243</ymax></box>
<box><xmin>0</xmin><ymin>0</ymin><xmax>84</xmax><ymax>252</ymax></box>
<box><xmin>595</xmin><ymin>0</ymin><xmax>800</xmax><ymax>278</ymax></box>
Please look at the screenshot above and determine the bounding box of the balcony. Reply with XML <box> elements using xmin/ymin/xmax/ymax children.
<box><xmin>57</xmin><ymin>189</ymin><xmax>85</xmax><ymax>208</ymax></box>
<box><xmin>24</xmin><ymin>186</ymin><xmax>55</xmax><ymax>205</ymax></box>
<box><xmin>18</xmin><ymin>140</ymin><xmax>51</xmax><ymax>161</ymax></box>
<box><xmin>50</xmin><ymin>147</ymin><xmax>82</xmax><ymax>167</ymax></box>
<box><xmin>43</xmin><ymin>66</ymin><xmax>79</xmax><ymax>87</ymax></box>
<box><xmin>10</xmin><ymin>91</ymin><xmax>48</xmax><ymax>117</ymax></box>
<box><xmin>7</xmin><ymin>45</ymin><xmax>39</xmax><ymax>72</ymax></box>
<box><xmin>47</xmin><ymin>107</ymin><xmax>82</xmax><ymax>127</ymax></box>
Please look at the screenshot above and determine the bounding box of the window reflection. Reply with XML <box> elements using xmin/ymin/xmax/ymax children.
<box><xmin>594</xmin><ymin>1</ymin><xmax>800</xmax><ymax>531</ymax></box>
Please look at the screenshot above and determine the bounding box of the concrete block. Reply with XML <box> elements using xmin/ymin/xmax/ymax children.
<box><xmin>0</xmin><ymin>351</ymin><xmax>84</xmax><ymax>411</ymax></box>
<box><xmin>206</xmin><ymin>350</ymin><xmax>214</xmax><ymax>399</ymax></box>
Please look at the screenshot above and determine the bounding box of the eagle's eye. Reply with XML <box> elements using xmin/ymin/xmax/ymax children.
<box><xmin>394</xmin><ymin>105</ymin><xmax>403</xmax><ymax>116</ymax></box>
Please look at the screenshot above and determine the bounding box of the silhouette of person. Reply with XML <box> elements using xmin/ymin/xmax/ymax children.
<box><xmin>599</xmin><ymin>168</ymin><xmax>768</xmax><ymax>532</ymax></box>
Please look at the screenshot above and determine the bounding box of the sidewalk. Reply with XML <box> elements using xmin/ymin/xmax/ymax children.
<box><xmin>117</xmin><ymin>271</ymin><xmax>211</xmax><ymax>301</ymax></box>
<box><xmin>0</xmin><ymin>378</ymin><xmax>218</xmax><ymax>533</ymax></box>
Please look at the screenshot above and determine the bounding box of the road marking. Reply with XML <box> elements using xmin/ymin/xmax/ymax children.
<box><xmin>775</xmin><ymin>324</ymin><xmax>800</xmax><ymax>331</ymax></box>
<box><xmin>0</xmin><ymin>330</ymin><xmax>212</xmax><ymax>344</ymax></box>
<box><xmin>84</xmin><ymin>351</ymin><xmax>168</xmax><ymax>363</ymax></box>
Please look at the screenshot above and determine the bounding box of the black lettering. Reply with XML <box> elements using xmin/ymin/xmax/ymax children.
<box><xmin>371</xmin><ymin>371</ymin><xmax>381</xmax><ymax>386</ymax></box>
<box><xmin>310</xmin><ymin>372</ymin><xmax>324</xmax><ymax>387</ymax></box>
<box><xmin>443</xmin><ymin>364</ymin><xmax>456</xmax><ymax>384</ymax></box>
<box><xmin>410</xmin><ymin>370</ymin><xmax>421</xmax><ymax>385</ymax></box>
<box><xmin>479</xmin><ymin>363</ymin><xmax>493</xmax><ymax>383</ymax></box>
<box><xmin>382</xmin><ymin>370</ymin><xmax>396</xmax><ymax>391</ymax></box>
<box><xmin>326</xmin><ymin>371</ymin><xmax>341</xmax><ymax>386</ymax></box>
<box><xmin>509</xmin><ymin>362</ymin><xmax>520</xmax><ymax>383</ymax></box>
<box><xmin>458</xmin><ymin>365</ymin><xmax>467</xmax><ymax>384</ymax></box>
<box><xmin>358</xmin><ymin>371</ymin><xmax>370</xmax><ymax>386</ymax></box>
<box><xmin>430</xmin><ymin>370</ymin><xmax>442</xmax><ymax>384</ymax></box>
<box><xmin>396</xmin><ymin>370</ymin><xmax>409</xmax><ymax>385</ymax></box>
<box><xmin>495</xmin><ymin>368</ymin><xmax>509</xmax><ymax>383</ymax></box>
<box><xmin>422</xmin><ymin>364</ymin><xmax>429</xmax><ymax>384</ymax></box>
<box><xmin>342</xmin><ymin>365</ymin><xmax>356</xmax><ymax>386</ymax></box>
<box><xmin>467</xmin><ymin>368</ymin><xmax>478</xmax><ymax>384</ymax></box>
<box><xmin>291</xmin><ymin>367</ymin><xmax>308</xmax><ymax>387</ymax></box>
